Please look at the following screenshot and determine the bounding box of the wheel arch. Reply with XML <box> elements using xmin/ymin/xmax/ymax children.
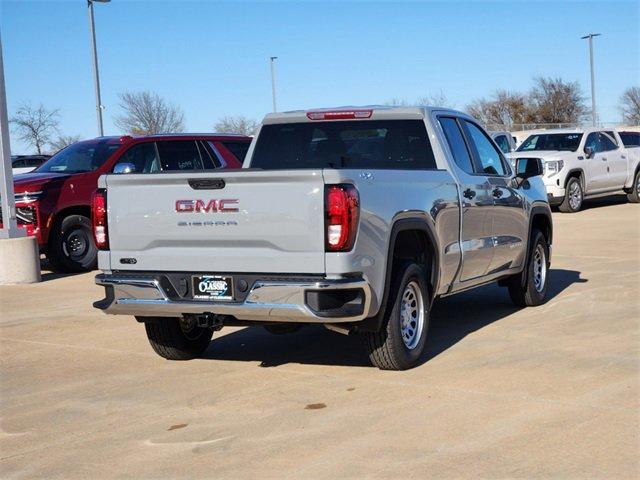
<box><xmin>564</xmin><ymin>168</ymin><xmax>585</xmax><ymax>190</ymax></box>
<box><xmin>356</xmin><ymin>217</ymin><xmax>440</xmax><ymax>333</ymax></box>
<box><xmin>47</xmin><ymin>205</ymin><xmax>92</xmax><ymax>246</ymax></box>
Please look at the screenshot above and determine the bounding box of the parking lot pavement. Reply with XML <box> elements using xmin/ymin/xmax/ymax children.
<box><xmin>0</xmin><ymin>197</ymin><xmax>638</xmax><ymax>479</ymax></box>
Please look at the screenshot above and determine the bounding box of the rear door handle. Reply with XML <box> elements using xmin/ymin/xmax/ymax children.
<box><xmin>602</xmin><ymin>157</ymin><xmax>607</xmax><ymax>161</ymax></box>
<box><xmin>463</xmin><ymin>188</ymin><xmax>476</xmax><ymax>200</ymax></box>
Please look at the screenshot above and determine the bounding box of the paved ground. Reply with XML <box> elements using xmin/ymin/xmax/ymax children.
<box><xmin>1</xmin><ymin>196</ymin><xmax>638</xmax><ymax>479</ymax></box>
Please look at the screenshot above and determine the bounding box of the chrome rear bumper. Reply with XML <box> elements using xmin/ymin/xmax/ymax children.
<box><xmin>94</xmin><ymin>274</ymin><xmax>372</xmax><ymax>323</ymax></box>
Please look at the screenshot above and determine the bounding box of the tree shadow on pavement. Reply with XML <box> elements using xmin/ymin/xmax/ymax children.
<box><xmin>201</xmin><ymin>268</ymin><xmax>586</xmax><ymax>369</ymax></box>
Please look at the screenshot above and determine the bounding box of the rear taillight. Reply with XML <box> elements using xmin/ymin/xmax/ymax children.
<box><xmin>325</xmin><ymin>185</ymin><xmax>359</xmax><ymax>252</ymax></box>
<box><xmin>92</xmin><ymin>189</ymin><xmax>108</xmax><ymax>250</ymax></box>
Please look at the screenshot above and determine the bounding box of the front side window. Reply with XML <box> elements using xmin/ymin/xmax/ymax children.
<box><xmin>439</xmin><ymin>117</ymin><xmax>474</xmax><ymax>174</ymax></box>
<box><xmin>36</xmin><ymin>141</ymin><xmax>119</xmax><ymax>174</ymax></box>
<box><xmin>517</xmin><ymin>133</ymin><xmax>583</xmax><ymax>152</ymax></box>
<box><xmin>599</xmin><ymin>132</ymin><xmax>618</xmax><ymax>151</ymax></box>
<box><xmin>118</xmin><ymin>142</ymin><xmax>161</xmax><ymax>173</ymax></box>
<box><xmin>251</xmin><ymin>120</ymin><xmax>436</xmax><ymax>170</ymax></box>
<box><xmin>494</xmin><ymin>135</ymin><xmax>510</xmax><ymax>153</ymax></box>
<box><xmin>464</xmin><ymin>121</ymin><xmax>506</xmax><ymax>176</ymax></box>
<box><xmin>584</xmin><ymin>132</ymin><xmax>600</xmax><ymax>153</ymax></box>
<box><xmin>156</xmin><ymin>141</ymin><xmax>204</xmax><ymax>171</ymax></box>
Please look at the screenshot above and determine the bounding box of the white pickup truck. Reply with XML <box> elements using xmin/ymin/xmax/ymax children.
<box><xmin>506</xmin><ymin>128</ymin><xmax>640</xmax><ymax>212</ymax></box>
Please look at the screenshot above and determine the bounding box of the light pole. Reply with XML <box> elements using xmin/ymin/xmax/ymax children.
<box><xmin>581</xmin><ymin>33</ymin><xmax>601</xmax><ymax>127</ymax></box>
<box><xmin>270</xmin><ymin>56</ymin><xmax>277</xmax><ymax>112</ymax></box>
<box><xmin>88</xmin><ymin>0</ymin><xmax>110</xmax><ymax>136</ymax></box>
<box><xmin>0</xmin><ymin>31</ymin><xmax>41</xmax><ymax>284</ymax></box>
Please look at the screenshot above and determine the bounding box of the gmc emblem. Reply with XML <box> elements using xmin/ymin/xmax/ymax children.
<box><xmin>175</xmin><ymin>199</ymin><xmax>239</xmax><ymax>213</ymax></box>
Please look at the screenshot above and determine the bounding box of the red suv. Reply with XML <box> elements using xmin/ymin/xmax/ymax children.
<box><xmin>5</xmin><ymin>134</ymin><xmax>252</xmax><ymax>272</ymax></box>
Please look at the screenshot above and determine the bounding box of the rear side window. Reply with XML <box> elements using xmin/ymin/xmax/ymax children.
<box><xmin>27</xmin><ymin>158</ymin><xmax>44</xmax><ymax>167</ymax></box>
<box><xmin>619</xmin><ymin>132</ymin><xmax>640</xmax><ymax>147</ymax></box>
<box><xmin>12</xmin><ymin>158</ymin><xmax>26</xmax><ymax>167</ymax></box>
<box><xmin>439</xmin><ymin>117</ymin><xmax>474</xmax><ymax>174</ymax></box>
<box><xmin>222</xmin><ymin>141</ymin><xmax>250</xmax><ymax>162</ymax></box>
<box><xmin>251</xmin><ymin>120</ymin><xmax>436</xmax><ymax>170</ymax></box>
<box><xmin>156</xmin><ymin>141</ymin><xmax>204</xmax><ymax>171</ymax></box>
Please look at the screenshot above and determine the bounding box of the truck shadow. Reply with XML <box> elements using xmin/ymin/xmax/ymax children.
<box><xmin>552</xmin><ymin>194</ymin><xmax>629</xmax><ymax>212</ymax></box>
<box><xmin>39</xmin><ymin>258</ymin><xmax>88</xmax><ymax>283</ymax></box>
<box><xmin>201</xmin><ymin>268</ymin><xmax>586</xmax><ymax>369</ymax></box>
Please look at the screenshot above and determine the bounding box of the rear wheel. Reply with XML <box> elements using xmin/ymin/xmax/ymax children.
<box><xmin>559</xmin><ymin>177</ymin><xmax>583</xmax><ymax>213</ymax></box>
<box><xmin>142</xmin><ymin>316</ymin><xmax>213</xmax><ymax>360</ymax></box>
<box><xmin>507</xmin><ymin>229</ymin><xmax>549</xmax><ymax>307</ymax></box>
<box><xmin>627</xmin><ymin>170</ymin><xmax>640</xmax><ymax>203</ymax></box>
<box><xmin>47</xmin><ymin>215</ymin><xmax>97</xmax><ymax>272</ymax></box>
<box><xmin>364</xmin><ymin>262</ymin><xmax>429</xmax><ymax>370</ymax></box>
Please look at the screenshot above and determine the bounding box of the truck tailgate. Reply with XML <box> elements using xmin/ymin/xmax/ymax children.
<box><xmin>104</xmin><ymin>170</ymin><xmax>326</xmax><ymax>273</ymax></box>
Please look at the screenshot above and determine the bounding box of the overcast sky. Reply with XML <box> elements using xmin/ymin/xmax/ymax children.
<box><xmin>2</xmin><ymin>0</ymin><xmax>638</xmax><ymax>154</ymax></box>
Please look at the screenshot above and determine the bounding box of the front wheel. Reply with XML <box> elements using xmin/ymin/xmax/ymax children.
<box><xmin>507</xmin><ymin>229</ymin><xmax>549</xmax><ymax>307</ymax></box>
<box><xmin>627</xmin><ymin>170</ymin><xmax>640</xmax><ymax>203</ymax></box>
<box><xmin>142</xmin><ymin>317</ymin><xmax>213</xmax><ymax>360</ymax></box>
<box><xmin>47</xmin><ymin>214</ymin><xmax>97</xmax><ymax>272</ymax></box>
<box><xmin>558</xmin><ymin>177</ymin><xmax>583</xmax><ymax>213</ymax></box>
<box><xmin>364</xmin><ymin>262</ymin><xmax>430</xmax><ymax>370</ymax></box>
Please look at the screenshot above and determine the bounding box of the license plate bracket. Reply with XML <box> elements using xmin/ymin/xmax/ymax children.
<box><xmin>191</xmin><ymin>275</ymin><xmax>233</xmax><ymax>301</ymax></box>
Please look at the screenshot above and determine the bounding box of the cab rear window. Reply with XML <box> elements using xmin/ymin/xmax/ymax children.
<box><xmin>251</xmin><ymin>120</ymin><xmax>436</xmax><ymax>170</ymax></box>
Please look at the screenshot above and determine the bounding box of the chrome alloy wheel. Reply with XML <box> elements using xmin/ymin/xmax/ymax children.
<box><xmin>532</xmin><ymin>244</ymin><xmax>547</xmax><ymax>293</ymax></box>
<box><xmin>636</xmin><ymin>173</ymin><xmax>640</xmax><ymax>196</ymax></box>
<box><xmin>568</xmin><ymin>180</ymin><xmax>582</xmax><ymax>210</ymax></box>
<box><xmin>400</xmin><ymin>281</ymin><xmax>425</xmax><ymax>350</ymax></box>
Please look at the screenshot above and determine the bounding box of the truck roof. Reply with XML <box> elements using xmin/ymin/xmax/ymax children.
<box><xmin>262</xmin><ymin>105</ymin><xmax>466</xmax><ymax>124</ymax></box>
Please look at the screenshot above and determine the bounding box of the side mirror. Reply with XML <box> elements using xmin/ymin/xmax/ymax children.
<box><xmin>515</xmin><ymin>157</ymin><xmax>544</xmax><ymax>180</ymax></box>
<box><xmin>113</xmin><ymin>162</ymin><xmax>136</xmax><ymax>174</ymax></box>
<box><xmin>584</xmin><ymin>146</ymin><xmax>594</xmax><ymax>159</ymax></box>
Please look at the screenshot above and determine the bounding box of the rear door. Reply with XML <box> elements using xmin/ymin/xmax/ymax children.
<box><xmin>105</xmin><ymin>170</ymin><xmax>326</xmax><ymax>273</ymax></box>
<box><xmin>438</xmin><ymin>116</ymin><xmax>495</xmax><ymax>282</ymax></box>
<box><xmin>601</xmin><ymin>131</ymin><xmax>627</xmax><ymax>188</ymax></box>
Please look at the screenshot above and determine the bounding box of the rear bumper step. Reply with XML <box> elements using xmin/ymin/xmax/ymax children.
<box><xmin>94</xmin><ymin>274</ymin><xmax>372</xmax><ymax>323</ymax></box>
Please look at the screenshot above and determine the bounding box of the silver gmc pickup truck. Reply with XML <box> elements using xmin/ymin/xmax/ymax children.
<box><xmin>93</xmin><ymin>107</ymin><xmax>553</xmax><ymax>370</ymax></box>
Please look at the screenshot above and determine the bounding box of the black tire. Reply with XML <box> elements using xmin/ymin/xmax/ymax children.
<box><xmin>364</xmin><ymin>262</ymin><xmax>430</xmax><ymax>371</ymax></box>
<box><xmin>142</xmin><ymin>317</ymin><xmax>213</xmax><ymax>360</ymax></box>
<box><xmin>47</xmin><ymin>215</ymin><xmax>97</xmax><ymax>272</ymax></box>
<box><xmin>507</xmin><ymin>229</ymin><xmax>549</xmax><ymax>307</ymax></box>
<box><xmin>263</xmin><ymin>324</ymin><xmax>302</xmax><ymax>335</ymax></box>
<box><xmin>558</xmin><ymin>176</ymin><xmax>583</xmax><ymax>213</ymax></box>
<box><xmin>627</xmin><ymin>169</ymin><xmax>640</xmax><ymax>203</ymax></box>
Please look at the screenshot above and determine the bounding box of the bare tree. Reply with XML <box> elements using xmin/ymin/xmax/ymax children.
<box><xmin>10</xmin><ymin>103</ymin><xmax>59</xmax><ymax>154</ymax></box>
<box><xmin>467</xmin><ymin>90</ymin><xmax>530</xmax><ymax>127</ymax></box>
<box><xmin>417</xmin><ymin>91</ymin><xmax>455</xmax><ymax>108</ymax></box>
<box><xmin>619</xmin><ymin>87</ymin><xmax>640</xmax><ymax>125</ymax></box>
<box><xmin>114</xmin><ymin>91</ymin><xmax>185</xmax><ymax>135</ymax></box>
<box><xmin>528</xmin><ymin>77</ymin><xmax>587</xmax><ymax>124</ymax></box>
<box><xmin>382</xmin><ymin>98</ymin><xmax>409</xmax><ymax>106</ymax></box>
<box><xmin>49</xmin><ymin>134</ymin><xmax>82</xmax><ymax>153</ymax></box>
<box><xmin>213</xmin><ymin>116</ymin><xmax>259</xmax><ymax>136</ymax></box>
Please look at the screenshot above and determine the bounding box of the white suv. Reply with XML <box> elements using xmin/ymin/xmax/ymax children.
<box><xmin>506</xmin><ymin>128</ymin><xmax>640</xmax><ymax>212</ymax></box>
